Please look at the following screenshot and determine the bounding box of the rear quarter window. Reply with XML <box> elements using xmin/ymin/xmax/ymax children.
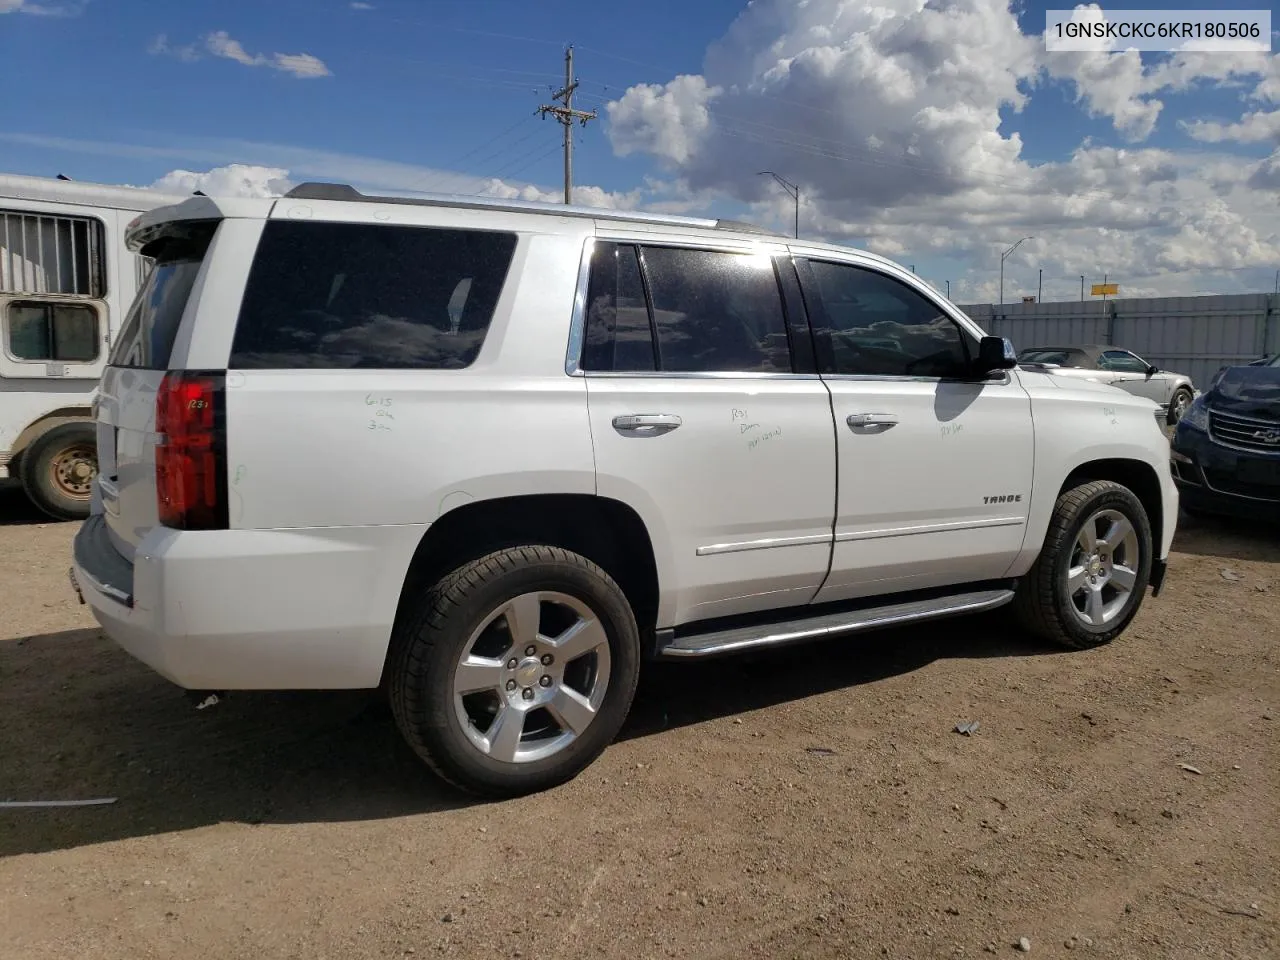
<box><xmin>230</xmin><ymin>221</ymin><xmax>518</xmax><ymax>370</ymax></box>
<box><xmin>109</xmin><ymin>220</ymin><xmax>218</xmax><ymax>369</ymax></box>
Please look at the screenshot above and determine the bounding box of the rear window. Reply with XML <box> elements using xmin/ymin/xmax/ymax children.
<box><xmin>229</xmin><ymin>221</ymin><xmax>518</xmax><ymax>370</ymax></box>
<box><xmin>109</xmin><ymin>221</ymin><xmax>218</xmax><ymax>369</ymax></box>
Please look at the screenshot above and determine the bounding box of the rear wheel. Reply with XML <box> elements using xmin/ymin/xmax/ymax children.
<box><xmin>388</xmin><ymin>546</ymin><xmax>641</xmax><ymax>797</ymax></box>
<box><xmin>20</xmin><ymin>422</ymin><xmax>97</xmax><ymax>521</ymax></box>
<box><xmin>1013</xmin><ymin>480</ymin><xmax>1152</xmax><ymax>650</ymax></box>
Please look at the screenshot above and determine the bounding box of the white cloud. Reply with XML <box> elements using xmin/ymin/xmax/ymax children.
<box><xmin>148</xmin><ymin>164</ymin><xmax>293</xmax><ymax>198</ymax></box>
<box><xmin>150</xmin><ymin>30</ymin><xmax>332</xmax><ymax>79</ymax></box>
<box><xmin>0</xmin><ymin>0</ymin><xmax>86</xmax><ymax>15</ymax></box>
<box><xmin>149</xmin><ymin>33</ymin><xmax>200</xmax><ymax>62</ymax></box>
<box><xmin>603</xmin><ymin>0</ymin><xmax>1280</xmax><ymax>298</ymax></box>
<box><xmin>1182</xmin><ymin>109</ymin><xmax>1280</xmax><ymax>143</ymax></box>
<box><xmin>607</xmin><ymin>76</ymin><xmax>722</xmax><ymax>165</ymax></box>
<box><xmin>350</xmin><ymin>1</ymin><xmax>374</xmax><ymax>8</ymax></box>
<box><xmin>269</xmin><ymin>52</ymin><xmax>330</xmax><ymax>79</ymax></box>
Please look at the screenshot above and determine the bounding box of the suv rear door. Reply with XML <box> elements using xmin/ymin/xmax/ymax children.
<box><xmin>94</xmin><ymin>198</ymin><xmax>272</xmax><ymax>557</ymax></box>
<box><xmin>579</xmin><ymin>236</ymin><xmax>837</xmax><ymax>629</ymax></box>
<box><xmin>96</xmin><ymin>217</ymin><xmax>221</xmax><ymax>555</ymax></box>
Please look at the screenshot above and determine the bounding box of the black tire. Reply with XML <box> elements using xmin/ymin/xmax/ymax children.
<box><xmin>1013</xmin><ymin>480</ymin><xmax>1153</xmax><ymax>650</ymax></box>
<box><xmin>388</xmin><ymin>546</ymin><xmax>641</xmax><ymax>797</ymax></box>
<box><xmin>20</xmin><ymin>422</ymin><xmax>97</xmax><ymax>521</ymax></box>
<box><xmin>1167</xmin><ymin>387</ymin><xmax>1194</xmax><ymax>425</ymax></box>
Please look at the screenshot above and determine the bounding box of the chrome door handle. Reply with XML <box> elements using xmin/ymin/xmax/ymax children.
<box><xmin>612</xmin><ymin>414</ymin><xmax>682</xmax><ymax>436</ymax></box>
<box><xmin>846</xmin><ymin>413</ymin><xmax>898</xmax><ymax>431</ymax></box>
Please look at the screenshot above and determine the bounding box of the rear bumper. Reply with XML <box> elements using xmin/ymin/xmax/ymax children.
<box><xmin>71</xmin><ymin>513</ymin><xmax>427</xmax><ymax>690</ymax></box>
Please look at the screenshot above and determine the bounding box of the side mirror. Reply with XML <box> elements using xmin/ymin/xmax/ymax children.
<box><xmin>1146</xmin><ymin>364</ymin><xmax>1159</xmax><ymax>376</ymax></box>
<box><xmin>976</xmin><ymin>335</ymin><xmax>1017</xmax><ymax>374</ymax></box>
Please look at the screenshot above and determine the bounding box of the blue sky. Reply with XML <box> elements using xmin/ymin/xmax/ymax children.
<box><xmin>3</xmin><ymin>0</ymin><xmax>1279</xmax><ymax>301</ymax></box>
<box><xmin>1</xmin><ymin>0</ymin><xmax>731</xmax><ymax>194</ymax></box>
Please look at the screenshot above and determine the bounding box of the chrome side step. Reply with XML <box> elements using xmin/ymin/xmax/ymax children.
<box><xmin>657</xmin><ymin>588</ymin><xmax>1015</xmax><ymax>659</ymax></box>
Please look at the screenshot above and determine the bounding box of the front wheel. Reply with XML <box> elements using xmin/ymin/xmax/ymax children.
<box><xmin>387</xmin><ymin>546</ymin><xmax>641</xmax><ymax>797</ymax></box>
<box><xmin>20</xmin><ymin>422</ymin><xmax>97</xmax><ymax>521</ymax></box>
<box><xmin>1013</xmin><ymin>480</ymin><xmax>1153</xmax><ymax>650</ymax></box>
<box><xmin>1167</xmin><ymin>387</ymin><xmax>1194</xmax><ymax>425</ymax></box>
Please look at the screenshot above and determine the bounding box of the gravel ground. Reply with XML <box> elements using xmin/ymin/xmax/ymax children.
<box><xmin>0</xmin><ymin>482</ymin><xmax>1276</xmax><ymax>960</ymax></box>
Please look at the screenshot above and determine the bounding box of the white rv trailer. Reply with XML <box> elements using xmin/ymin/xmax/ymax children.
<box><xmin>0</xmin><ymin>172</ymin><xmax>183</xmax><ymax>518</ymax></box>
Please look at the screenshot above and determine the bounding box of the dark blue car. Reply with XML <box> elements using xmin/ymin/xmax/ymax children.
<box><xmin>1171</xmin><ymin>353</ymin><xmax>1280</xmax><ymax>523</ymax></box>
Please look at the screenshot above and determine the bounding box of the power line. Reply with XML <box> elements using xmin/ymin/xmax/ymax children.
<box><xmin>477</xmin><ymin>140</ymin><xmax>565</xmax><ymax>189</ymax></box>
<box><xmin>419</xmin><ymin>113</ymin><xmax>540</xmax><ymax>190</ymax></box>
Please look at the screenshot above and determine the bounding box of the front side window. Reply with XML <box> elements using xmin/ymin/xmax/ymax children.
<box><xmin>230</xmin><ymin>221</ymin><xmax>518</xmax><ymax>370</ymax></box>
<box><xmin>805</xmin><ymin>261</ymin><xmax>971</xmax><ymax>378</ymax></box>
<box><xmin>5</xmin><ymin>301</ymin><xmax>99</xmax><ymax>362</ymax></box>
<box><xmin>1099</xmin><ymin>350</ymin><xmax>1150</xmax><ymax>373</ymax></box>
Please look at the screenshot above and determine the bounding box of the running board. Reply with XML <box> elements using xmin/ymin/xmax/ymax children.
<box><xmin>656</xmin><ymin>588</ymin><xmax>1015</xmax><ymax>659</ymax></box>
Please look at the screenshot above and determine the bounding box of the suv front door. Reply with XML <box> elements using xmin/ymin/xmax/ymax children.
<box><xmin>578</xmin><ymin>238</ymin><xmax>836</xmax><ymax>629</ymax></box>
<box><xmin>793</xmin><ymin>255</ymin><xmax>1034</xmax><ymax>602</ymax></box>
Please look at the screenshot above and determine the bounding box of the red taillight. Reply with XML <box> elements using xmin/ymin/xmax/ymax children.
<box><xmin>155</xmin><ymin>372</ymin><xmax>227</xmax><ymax>530</ymax></box>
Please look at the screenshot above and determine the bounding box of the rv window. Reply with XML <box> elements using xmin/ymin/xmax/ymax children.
<box><xmin>0</xmin><ymin>210</ymin><xmax>105</xmax><ymax>298</ymax></box>
<box><xmin>5</xmin><ymin>301</ymin><xmax>99</xmax><ymax>363</ymax></box>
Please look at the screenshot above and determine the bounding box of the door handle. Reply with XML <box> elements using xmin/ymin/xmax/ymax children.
<box><xmin>612</xmin><ymin>414</ymin><xmax>682</xmax><ymax>436</ymax></box>
<box><xmin>846</xmin><ymin>413</ymin><xmax>898</xmax><ymax>431</ymax></box>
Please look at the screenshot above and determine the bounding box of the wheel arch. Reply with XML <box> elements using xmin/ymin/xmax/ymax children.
<box><xmin>387</xmin><ymin>493</ymin><xmax>662</xmax><ymax>677</ymax></box>
<box><xmin>9</xmin><ymin>406</ymin><xmax>95</xmax><ymax>464</ymax></box>
<box><xmin>1059</xmin><ymin>458</ymin><xmax>1164</xmax><ymax>555</ymax></box>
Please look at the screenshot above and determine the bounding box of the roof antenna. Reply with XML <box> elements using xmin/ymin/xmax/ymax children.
<box><xmin>56</xmin><ymin>173</ymin><xmax>72</xmax><ymax>181</ymax></box>
<box><xmin>192</xmin><ymin>190</ymin><xmax>206</xmax><ymax>196</ymax></box>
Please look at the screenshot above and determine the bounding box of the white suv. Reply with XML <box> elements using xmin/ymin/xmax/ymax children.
<box><xmin>70</xmin><ymin>183</ymin><xmax>1177</xmax><ymax>796</ymax></box>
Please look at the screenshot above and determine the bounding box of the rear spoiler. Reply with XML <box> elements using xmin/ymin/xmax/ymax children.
<box><xmin>124</xmin><ymin>195</ymin><xmax>276</xmax><ymax>252</ymax></box>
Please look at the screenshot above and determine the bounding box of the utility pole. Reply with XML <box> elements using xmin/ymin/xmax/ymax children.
<box><xmin>758</xmin><ymin>171</ymin><xmax>800</xmax><ymax>238</ymax></box>
<box><xmin>1080</xmin><ymin>275</ymin><xmax>1085</xmax><ymax>301</ymax></box>
<box><xmin>1038</xmin><ymin>268</ymin><xmax>1042</xmax><ymax>303</ymax></box>
<box><xmin>945</xmin><ymin>280</ymin><xmax>951</xmax><ymax>299</ymax></box>
<box><xmin>538</xmin><ymin>45</ymin><xmax>597</xmax><ymax>205</ymax></box>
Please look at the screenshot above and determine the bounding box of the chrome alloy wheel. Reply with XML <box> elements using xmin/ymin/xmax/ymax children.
<box><xmin>452</xmin><ymin>591</ymin><xmax>612</xmax><ymax>764</ymax></box>
<box><xmin>1066</xmin><ymin>508</ymin><xmax>1141</xmax><ymax>627</ymax></box>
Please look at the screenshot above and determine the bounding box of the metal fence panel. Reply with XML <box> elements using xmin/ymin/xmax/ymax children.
<box><xmin>956</xmin><ymin>293</ymin><xmax>1278</xmax><ymax>388</ymax></box>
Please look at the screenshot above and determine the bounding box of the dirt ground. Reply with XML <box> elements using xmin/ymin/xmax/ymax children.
<box><xmin>0</xmin><ymin>482</ymin><xmax>1276</xmax><ymax>960</ymax></box>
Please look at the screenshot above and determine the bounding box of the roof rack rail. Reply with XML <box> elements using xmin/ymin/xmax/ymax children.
<box><xmin>712</xmin><ymin>218</ymin><xmax>776</xmax><ymax>236</ymax></box>
<box><xmin>280</xmin><ymin>181</ymin><xmax>780</xmax><ymax>236</ymax></box>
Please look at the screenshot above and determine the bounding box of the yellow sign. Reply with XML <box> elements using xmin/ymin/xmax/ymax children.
<box><xmin>1091</xmin><ymin>283</ymin><xmax>1118</xmax><ymax>296</ymax></box>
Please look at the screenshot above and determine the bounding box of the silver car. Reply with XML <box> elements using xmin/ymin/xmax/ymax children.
<box><xmin>1018</xmin><ymin>344</ymin><xmax>1197</xmax><ymax>424</ymax></box>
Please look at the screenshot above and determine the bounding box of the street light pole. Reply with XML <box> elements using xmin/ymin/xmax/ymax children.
<box><xmin>999</xmin><ymin>236</ymin><xmax>1034</xmax><ymax>305</ymax></box>
<box><xmin>758</xmin><ymin>170</ymin><xmax>800</xmax><ymax>238</ymax></box>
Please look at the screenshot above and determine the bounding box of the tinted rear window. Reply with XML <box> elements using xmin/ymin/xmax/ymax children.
<box><xmin>230</xmin><ymin>221</ymin><xmax>517</xmax><ymax>370</ymax></box>
<box><xmin>109</xmin><ymin>221</ymin><xmax>217</xmax><ymax>369</ymax></box>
